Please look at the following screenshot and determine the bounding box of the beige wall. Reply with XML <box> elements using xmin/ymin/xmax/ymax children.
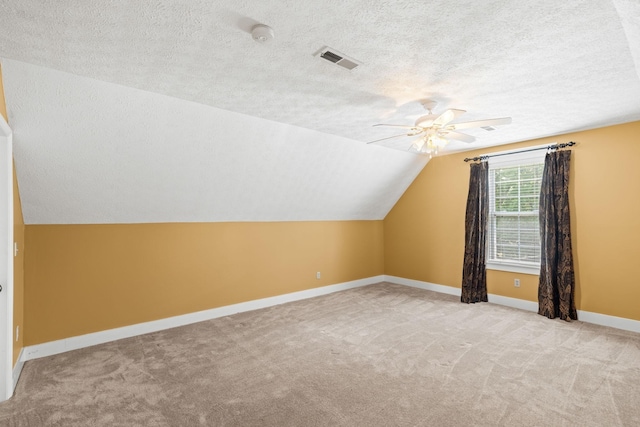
<box><xmin>24</xmin><ymin>221</ymin><xmax>384</xmax><ymax>345</ymax></box>
<box><xmin>385</xmin><ymin>121</ymin><xmax>640</xmax><ymax>321</ymax></box>
<box><xmin>1</xmin><ymin>63</ymin><xmax>26</xmax><ymax>365</ymax></box>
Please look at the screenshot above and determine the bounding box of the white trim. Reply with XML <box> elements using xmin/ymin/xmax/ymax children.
<box><xmin>384</xmin><ymin>275</ymin><xmax>461</xmax><ymax>296</ymax></box>
<box><xmin>19</xmin><ymin>275</ymin><xmax>640</xmax><ymax>363</ymax></box>
<box><xmin>486</xmin><ymin>261</ymin><xmax>539</xmax><ymax>275</ymax></box>
<box><xmin>384</xmin><ymin>276</ymin><xmax>640</xmax><ymax>334</ymax></box>
<box><xmin>484</xmin><ymin>143</ymin><xmax>550</xmax><ymax>166</ymax></box>
<box><xmin>487</xmin><ymin>293</ymin><xmax>538</xmax><ymax>312</ymax></box>
<box><xmin>21</xmin><ymin>275</ymin><xmax>384</xmax><ymax>362</ymax></box>
<box><xmin>0</xmin><ymin>114</ymin><xmax>13</xmax><ymax>402</ymax></box>
<box><xmin>576</xmin><ymin>310</ymin><xmax>640</xmax><ymax>334</ymax></box>
<box><xmin>12</xmin><ymin>348</ymin><xmax>23</xmax><ymax>393</ymax></box>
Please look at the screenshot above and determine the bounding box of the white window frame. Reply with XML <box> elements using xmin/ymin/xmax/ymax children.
<box><xmin>486</xmin><ymin>146</ymin><xmax>547</xmax><ymax>276</ymax></box>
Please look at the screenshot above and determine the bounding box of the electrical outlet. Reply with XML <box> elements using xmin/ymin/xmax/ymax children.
<box><xmin>514</xmin><ymin>279</ymin><xmax>521</xmax><ymax>288</ymax></box>
<box><xmin>15</xmin><ymin>325</ymin><xmax>19</xmax><ymax>341</ymax></box>
<box><xmin>316</xmin><ymin>272</ymin><xmax>321</xmax><ymax>280</ymax></box>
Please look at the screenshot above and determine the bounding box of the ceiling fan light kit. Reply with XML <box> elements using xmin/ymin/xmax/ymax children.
<box><xmin>370</xmin><ymin>100</ymin><xmax>512</xmax><ymax>156</ymax></box>
<box><xmin>411</xmin><ymin>131</ymin><xmax>449</xmax><ymax>156</ymax></box>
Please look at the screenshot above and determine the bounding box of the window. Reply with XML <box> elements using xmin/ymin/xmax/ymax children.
<box><xmin>487</xmin><ymin>149</ymin><xmax>546</xmax><ymax>275</ymax></box>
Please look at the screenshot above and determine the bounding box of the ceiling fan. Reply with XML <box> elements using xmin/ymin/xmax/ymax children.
<box><xmin>368</xmin><ymin>100</ymin><xmax>511</xmax><ymax>155</ymax></box>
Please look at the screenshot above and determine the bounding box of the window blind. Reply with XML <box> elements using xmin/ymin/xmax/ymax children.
<box><xmin>487</xmin><ymin>151</ymin><xmax>545</xmax><ymax>267</ymax></box>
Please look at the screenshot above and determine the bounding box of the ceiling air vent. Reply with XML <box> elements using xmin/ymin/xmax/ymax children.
<box><xmin>315</xmin><ymin>47</ymin><xmax>361</xmax><ymax>71</ymax></box>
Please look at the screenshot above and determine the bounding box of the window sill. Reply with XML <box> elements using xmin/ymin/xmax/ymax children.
<box><xmin>486</xmin><ymin>261</ymin><xmax>539</xmax><ymax>275</ymax></box>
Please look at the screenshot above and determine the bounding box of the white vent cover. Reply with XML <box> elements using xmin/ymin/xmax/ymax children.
<box><xmin>315</xmin><ymin>47</ymin><xmax>361</xmax><ymax>71</ymax></box>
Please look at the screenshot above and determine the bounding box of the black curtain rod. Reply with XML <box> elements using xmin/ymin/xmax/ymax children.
<box><xmin>463</xmin><ymin>141</ymin><xmax>576</xmax><ymax>162</ymax></box>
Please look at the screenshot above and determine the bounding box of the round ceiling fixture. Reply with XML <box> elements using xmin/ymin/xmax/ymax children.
<box><xmin>368</xmin><ymin>99</ymin><xmax>513</xmax><ymax>156</ymax></box>
<box><xmin>251</xmin><ymin>24</ymin><xmax>274</xmax><ymax>43</ymax></box>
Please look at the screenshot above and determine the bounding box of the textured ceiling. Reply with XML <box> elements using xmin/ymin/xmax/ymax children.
<box><xmin>0</xmin><ymin>0</ymin><xmax>639</xmax><ymax>224</ymax></box>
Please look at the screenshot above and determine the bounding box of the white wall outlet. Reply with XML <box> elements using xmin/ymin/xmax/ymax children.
<box><xmin>514</xmin><ymin>278</ymin><xmax>521</xmax><ymax>288</ymax></box>
<box><xmin>15</xmin><ymin>325</ymin><xmax>19</xmax><ymax>341</ymax></box>
<box><xmin>14</xmin><ymin>242</ymin><xmax>18</xmax><ymax>257</ymax></box>
<box><xmin>316</xmin><ymin>272</ymin><xmax>321</xmax><ymax>279</ymax></box>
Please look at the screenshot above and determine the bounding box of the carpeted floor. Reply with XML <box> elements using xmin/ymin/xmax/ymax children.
<box><xmin>1</xmin><ymin>282</ymin><xmax>639</xmax><ymax>426</ymax></box>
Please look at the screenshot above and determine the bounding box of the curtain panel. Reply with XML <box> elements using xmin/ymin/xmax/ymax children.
<box><xmin>461</xmin><ymin>161</ymin><xmax>489</xmax><ymax>304</ymax></box>
<box><xmin>538</xmin><ymin>150</ymin><xmax>577</xmax><ymax>320</ymax></box>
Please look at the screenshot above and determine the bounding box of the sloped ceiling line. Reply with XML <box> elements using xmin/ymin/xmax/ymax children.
<box><xmin>2</xmin><ymin>60</ymin><xmax>427</xmax><ymax>224</ymax></box>
<box><xmin>613</xmin><ymin>0</ymin><xmax>640</xmax><ymax>82</ymax></box>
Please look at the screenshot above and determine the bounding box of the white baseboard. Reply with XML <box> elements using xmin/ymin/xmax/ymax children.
<box><xmin>576</xmin><ymin>310</ymin><xmax>640</xmax><ymax>334</ymax></box>
<box><xmin>384</xmin><ymin>275</ymin><xmax>640</xmax><ymax>334</ymax></box>
<box><xmin>20</xmin><ymin>274</ymin><xmax>640</xmax><ymax>363</ymax></box>
<box><xmin>487</xmin><ymin>294</ymin><xmax>538</xmax><ymax>313</ymax></box>
<box><xmin>12</xmin><ymin>348</ymin><xmax>24</xmax><ymax>394</ymax></box>
<box><xmin>385</xmin><ymin>275</ymin><xmax>461</xmax><ymax>296</ymax></box>
<box><xmin>22</xmin><ymin>275</ymin><xmax>384</xmax><ymax>362</ymax></box>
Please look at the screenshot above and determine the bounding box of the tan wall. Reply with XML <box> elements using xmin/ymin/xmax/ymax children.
<box><xmin>1</xmin><ymin>63</ymin><xmax>26</xmax><ymax>365</ymax></box>
<box><xmin>385</xmin><ymin>121</ymin><xmax>640</xmax><ymax>321</ymax></box>
<box><xmin>24</xmin><ymin>221</ymin><xmax>384</xmax><ymax>345</ymax></box>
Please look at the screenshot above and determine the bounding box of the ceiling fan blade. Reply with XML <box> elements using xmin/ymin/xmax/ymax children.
<box><xmin>409</xmin><ymin>136</ymin><xmax>426</xmax><ymax>151</ymax></box>
<box><xmin>447</xmin><ymin>117</ymin><xmax>512</xmax><ymax>130</ymax></box>
<box><xmin>433</xmin><ymin>109</ymin><xmax>466</xmax><ymax>126</ymax></box>
<box><xmin>442</xmin><ymin>131</ymin><xmax>476</xmax><ymax>143</ymax></box>
<box><xmin>373</xmin><ymin>123</ymin><xmax>420</xmax><ymax>130</ymax></box>
<box><xmin>366</xmin><ymin>132</ymin><xmax>414</xmax><ymax>144</ymax></box>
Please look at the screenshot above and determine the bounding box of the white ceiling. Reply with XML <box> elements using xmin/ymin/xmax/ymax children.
<box><xmin>1</xmin><ymin>0</ymin><xmax>639</xmax><ymax>224</ymax></box>
<box><xmin>2</xmin><ymin>60</ymin><xmax>426</xmax><ymax>224</ymax></box>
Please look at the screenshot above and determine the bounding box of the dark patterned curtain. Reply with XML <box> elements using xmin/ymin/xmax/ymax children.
<box><xmin>538</xmin><ymin>150</ymin><xmax>577</xmax><ymax>320</ymax></box>
<box><xmin>461</xmin><ymin>161</ymin><xmax>488</xmax><ymax>304</ymax></box>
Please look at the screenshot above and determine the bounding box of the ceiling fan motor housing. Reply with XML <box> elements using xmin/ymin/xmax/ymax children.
<box><xmin>415</xmin><ymin>114</ymin><xmax>437</xmax><ymax>128</ymax></box>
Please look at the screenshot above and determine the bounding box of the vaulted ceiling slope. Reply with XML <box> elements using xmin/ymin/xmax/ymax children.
<box><xmin>1</xmin><ymin>1</ymin><xmax>640</xmax><ymax>224</ymax></box>
<box><xmin>2</xmin><ymin>60</ymin><xmax>426</xmax><ymax>224</ymax></box>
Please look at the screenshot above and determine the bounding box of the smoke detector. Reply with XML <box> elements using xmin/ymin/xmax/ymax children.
<box><xmin>251</xmin><ymin>24</ymin><xmax>274</xmax><ymax>43</ymax></box>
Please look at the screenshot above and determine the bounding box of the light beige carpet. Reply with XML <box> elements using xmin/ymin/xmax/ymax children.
<box><xmin>1</xmin><ymin>282</ymin><xmax>639</xmax><ymax>426</ymax></box>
